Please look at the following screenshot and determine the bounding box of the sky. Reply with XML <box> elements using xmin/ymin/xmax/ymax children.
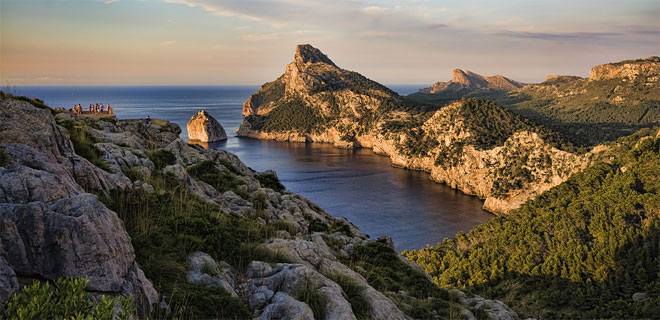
<box><xmin>1</xmin><ymin>0</ymin><xmax>658</xmax><ymax>86</ymax></box>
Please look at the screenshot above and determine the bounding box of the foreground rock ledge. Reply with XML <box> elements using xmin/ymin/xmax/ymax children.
<box><xmin>187</xmin><ymin>110</ymin><xmax>227</xmax><ymax>142</ymax></box>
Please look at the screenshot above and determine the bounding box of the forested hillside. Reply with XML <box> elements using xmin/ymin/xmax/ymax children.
<box><xmin>403</xmin><ymin>127</ymin><xmax>660</xmax><ymax>318</ymax></box>
<box><xmin>407</xmin><ymin>57</ymin><xmax>660</xmax><ymax>146</ymax></box>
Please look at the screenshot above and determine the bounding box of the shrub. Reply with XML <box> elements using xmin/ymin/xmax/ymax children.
<box><xmin>122</xmin><ymin>167</ymin><xmax>144</xmax><ymax>182</ymax></box>
<box><xmin>58</xmin><ymin>120</ymin><xmax>112</xmax><ymax>172</ymax></box>
<box><xmin>309</xmin><ymin>219</ymin><xmax>329</xmax><ymax>233</ymax></box>
<box><xmin>5</xmin><ymin>277</ymin><xmax>134</xmax><ymax>320</ymax></box>
<box><xmin>188</xmin><ymin>160</ymin><xmax>250</xmax><ymax>199</ymax></box>
<box><xmin>326</xmin><ymin>274</ymin><xmax>370</xmax><ymax>319</ymax></box>
<box><xmin>256</xmin><ymin>171</ymin><xmax>286</xmax><ymax>193</ymax></box>
<box><xmin>0</xmin><ymin>149</ymin><xmax>8</xmax><ymax>167</ymax></box>
<box><xmin>294</xmin><ymin>282</ymin><xmax>327</xmax><ymax>319</ymax></box>
<box><xmin>147</xmin><ymin>149</ymin><xmax>176</xmax><ymax>170</ymax></box>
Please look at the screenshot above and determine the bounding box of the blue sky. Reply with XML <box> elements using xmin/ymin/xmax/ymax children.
<box><xmin>1</xmin><ymin>0</ymin><xmax>658</xmax><ymax>85</ymax></box>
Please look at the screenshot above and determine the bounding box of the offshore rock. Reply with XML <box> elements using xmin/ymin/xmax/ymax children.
<box><xmin>187</xmin><ymin>110</ymin><xmax>227</xmax><ymax>142</ymax></box>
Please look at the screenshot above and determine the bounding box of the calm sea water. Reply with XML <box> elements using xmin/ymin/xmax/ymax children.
<box><xmin>14</xmin><ymin>85</ymin><xmax>492</xmax><ymax>250</ymax></box>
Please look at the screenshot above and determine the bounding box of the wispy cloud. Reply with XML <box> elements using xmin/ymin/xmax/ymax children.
<box><xmin>494</xmin><ymin>31</ymin><xmax>621</xmax><ymax>41</ymax></box>
<box><xmin>103</xmin><ymin>0</ymin><xmax>119</xmax><ymax>4</ymax></box>
<box><xmin>159</xmin><ymin>40</ymin><xmax>176</xmax><ymax>46</ymax></box>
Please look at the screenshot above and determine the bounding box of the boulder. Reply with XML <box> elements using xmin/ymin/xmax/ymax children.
<box><xmin>187</xmin><ymin>110</ymin><xmax>227</xmax><ymax>142</ymax></box>
<box><xmin>257</xmin><ymin>292</ymin><xmax>314</xmax><ymax>320</ymax></box>
<box><xmin>186</xmin><ymin>252</ymin><xmax>237</xmax><ymax>297</ymax></box>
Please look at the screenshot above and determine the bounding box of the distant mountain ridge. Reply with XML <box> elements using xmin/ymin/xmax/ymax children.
<box><xmin>419</xmin><ymin>69</ymin><xmax>524</xmax><ymax>93</ymax></box>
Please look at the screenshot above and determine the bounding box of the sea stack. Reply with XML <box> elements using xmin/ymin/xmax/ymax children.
<box><xmin>187</xmin><ymin>110</ymin><xmax>227</xmax><ymax>142</ymax></box>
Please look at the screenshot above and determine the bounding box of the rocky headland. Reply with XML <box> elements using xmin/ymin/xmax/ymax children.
<box><xmin>0</xmin><ymin>96</ymin><xmax>519</xmax><ymax>319</ymax></box>
<box><xmin>238</xmin><ymin>44</ymin><xmax>601</xmax><ymax>214</ymax></box>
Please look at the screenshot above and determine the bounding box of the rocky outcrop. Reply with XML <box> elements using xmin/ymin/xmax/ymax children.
<box><xmin>0</xmin><ymin>100</ymin><xmax>158</xmax><ymax>317</ymax></box>
<box><xmin>421</xmin><ymin>69</ymin><xmax>524</xmax><ymax>93</ymax></box>
<box><xmin>238</xmin><ymin>44</ymin><xmax>593</xmax><ymax>214</ymax></box>
<box><xmin>187</xmin><ymin>110</ymin><xmax>227</xmax><ymax>142</ymax></box>
<box><xmin>187</xmin><ymin>252</ymin><xmax>237</xmax><ymax>297</ymax></box>
<box><xmin>589</xmin><ymin>56</ymin><xmax>660</xmax><ymax>81</ymax></box>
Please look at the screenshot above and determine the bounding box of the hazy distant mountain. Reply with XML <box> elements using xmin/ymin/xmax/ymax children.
<box><xmin>419</xmin><ymin>69</ymin><xmax>524</xmax><ymax>94</ymax></box>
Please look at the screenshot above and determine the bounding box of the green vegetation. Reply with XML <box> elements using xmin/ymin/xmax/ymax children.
<box><xmin>403</xmin><ymin>129</ymin><xmax>660</xmax><ymax>318</ymax></box>
<box><xmin>251</xmin><ymin>96</ymin><xmax>323</xmax><ymax>133</ymax></box>
<box><xmin>294</xmin><ymin>282</ymin><xmax>327</xmax><ymax>319</ymax></box>
<box><xmin>187</xmin><ymin>160</ymin><xmax>250</xmax><ymax>199</ymax></box>
<box><xmin>342</xmin><ymin>241</ymin><xmax>462</xmax><ymax>318</ymax></box>
<box><xmin>0</xmin><ymin>149</ymin><xmax>8</xmax><ymax>167</ymax></box>
<box><xmin>325</xmin><ymin>273</ymin><xmax>370</xmax><ymax>319</ymax></box>
<box><xmin>255</xmin><ymin>171</ymin><xmax>286</xmax><ymax>192</ymax></box>
<box><xmin>13</xmin><ymin>95</ymin><xmax>50</xmax><ymax>110</ymax></box>
<box><xmin>147</xmin><ymin>149</ymin><xmax>176</xmax><ymax>170</ymax></box>
<box><xmin>5</xmin><ymin>277</ymin><xmax>134</xmax><ymax>320</ymax></box>
<box><xmin>101</xmin><ymin>169</ymin><xmax>289</xmax><ymax>319</ymax></box>
<box><xmin>407</xmin><ymin>74</ymin><xmax>660</xmax><ymax>146</ymax></box>
<box><xmin>58</xmin><ymin>119</ymin><xmax>112</xmax><ymax>172</ymax></box>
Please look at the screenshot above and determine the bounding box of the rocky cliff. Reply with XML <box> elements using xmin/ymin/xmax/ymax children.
<box><xmin>420</xmin><ymin>69</ymin><xmax>524</xmax><ymax>93</ymax></box>
<box><xmin>239</xmin><ymin>44</ymin><xmax>595</xmax><ymax>214</ymax></box>
<box><xmin>0</xmin><ymin>97</ymin><xmax>519</xmax><ymax>319</ymax></box>
<box><xmin>187</xmin><ymin>110</ymin><xmax>227</xmax><ymax>142</ymax></box>
<box><xmin>589</xmin><ymin>56</ymin><xmax>660</xmax><ymax>81</ymax></box>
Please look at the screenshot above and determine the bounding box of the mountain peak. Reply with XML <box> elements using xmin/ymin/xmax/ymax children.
<box><xmin>294</xmin><ymin>44</ymin><xmax>337</xmax><ymax>67</ymax></box>
<box><xmin>422</xmin><ymin>69</ymin><xmax>524</xmax><ymax>93</ymax></box>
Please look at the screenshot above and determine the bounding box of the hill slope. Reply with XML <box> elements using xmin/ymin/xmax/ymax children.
<box><xmin>408</xmin><ymin>56</ymin><xmax>660</xmax><ymax>146</ymax></box>
<box><xmin>403</xmin><ymin>127</ymin><xmax>660</xmax><ymax>318</ymax></box>
<box><xmin>239</xmin><ymin>44</ymin><xmax>592</xmax><ymax>214</ymax></box>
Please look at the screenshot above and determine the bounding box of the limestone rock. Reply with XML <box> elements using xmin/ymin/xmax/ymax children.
<box><xmin>186</xmin><ymin>252</ymin><xmax>237</xmax><ymax>297</ymax></box>
<box><xmin>0</xmin><ymin>257</ymin><xmax>18</xmax><ymax>312</ymax></box>
<box><xmin>0</xmin><ymin>194</ymin><xmax>158</xmax><ymax>316</ymax></box>
<box><xmin>256</xmin><ymin>292</ymin><xmax>314</xmax><ymax>320</ymax></box>
<box><xmin>632</xmin><ymin>292</ymin><xmax>648</xmax><ymax>302</ymax></box>
<box><xmin>449</xmin><ymin>289</ymin><xmax>519</xmax><ymax>320</ymax></box>
<box><xmin>590</xmin><ymin>56</ymin><xmax>660</xmax><ymax>81</ymax></box>
<box><xmin>187</xmin><ymin>110</ymin><xmax>227</xmax><ymax>142</ymax></box>
<box><xmin>245</xmin><ymin>262</ymin><xmax>355</xmax><ymax>320</ymax></box>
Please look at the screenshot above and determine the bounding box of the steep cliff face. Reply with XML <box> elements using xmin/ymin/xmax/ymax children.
<box><xmin>239</xmin><ymin>44</ymin><xmax>592</xmax><ymax>214</ymax></box>
<box><xmin>589</xmin><ymin>56</ymin><xmax>660</xmax><ymax>81</ymax></box>
<box><xmin>420</xmin><ymin>69</ymin><xmax>524</xmax><ymax>93</ymax></box>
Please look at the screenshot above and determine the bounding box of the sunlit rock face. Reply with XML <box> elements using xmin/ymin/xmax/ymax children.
<box><xmin>187</xmin><ymin>110</ymin><xmax>227</xmax><ymax>142</ymax></box>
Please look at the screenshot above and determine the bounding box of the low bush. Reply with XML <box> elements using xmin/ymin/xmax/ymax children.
<box><xmin>147</xmin><ymin>149</ymin><xmax>176</xmax><ymax>170</ymax></box>
<box><xmin>256</xmin><ymin>171</ymin><xmax>286</xmax><ymax>193</ymax></box>
<box><xmin>294</xmin><ymin>282</ymin><xmax>327</xmax><ymax>319</ymax></box>
<box><xmin>5</xmin><ymin>277</ymin><xmax>134</xmax><ymax>320</ymax></box>
<box><xmin>326</xmin><ymin>274</ymin><xmax>370</xmax><ymax>319</ymax></box>
<box><xmin>188</xmin><ymin>160</ymin><xmax>250</xmax><ymax>199</ymax></box>
<box><xmin>58</xmin><ymin>120</ymin><xmax>112</xmax><ymax>172</ymax></box>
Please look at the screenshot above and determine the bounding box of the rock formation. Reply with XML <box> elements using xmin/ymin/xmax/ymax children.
<box><xmin>420</xmin><ymin>69</ymin><xmax>524</xmax><ymax>93</ymax></box>
<box><xmin>589</xmin><ymin>56</ymin><xmax>660</xmax><ymax>81</ymax></box>
<box><xmin>1</xmin><ymin>96</ymin><xmax>520</xmax><ymax>319</ymax></box>
<box><xmin>187</xmin><ymin>110</ymin><xmax>227</xmax><ymax>142</ymax></box>
<box><xmin>0</xmin><ymin>100</ymin><xmax>158</xmax><ymax>317</ymax></box>
<box><xmin>238</xmin><ymin>44</ymin><xmax>595</xmax><ymax>214</ymax></box>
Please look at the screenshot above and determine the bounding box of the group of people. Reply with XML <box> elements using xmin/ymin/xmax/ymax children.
<box><xmin>72</xmin><ymin>103</ymin><xmax>114</xmax><ymax>115</ymax></box>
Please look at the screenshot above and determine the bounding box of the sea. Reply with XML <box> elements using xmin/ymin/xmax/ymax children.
<box><xmin>13</xmin><ymin>85</ymin><xmax>493</xmax><ymax>250</ymax></box>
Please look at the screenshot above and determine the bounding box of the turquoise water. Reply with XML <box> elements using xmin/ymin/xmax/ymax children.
<box><xmin>14</xmin><ymin>85</ymin><xmax>492</xmax><ymax>250</ymax></box>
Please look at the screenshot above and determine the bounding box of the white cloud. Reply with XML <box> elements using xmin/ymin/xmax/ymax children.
<box><xmin>104</xmin><ymin>0</ymin><xmax>119</xmax><ymax>4</ymax></box>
